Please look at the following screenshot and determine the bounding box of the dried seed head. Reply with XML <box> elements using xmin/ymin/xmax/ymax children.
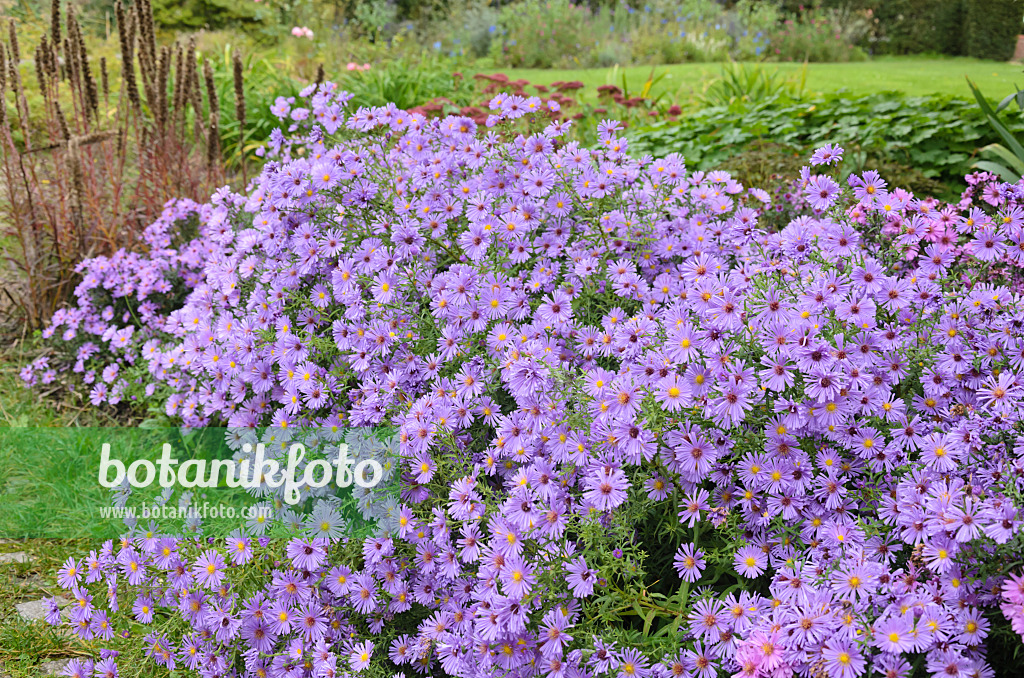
<box><xmin>115</xmin><ymin>3</ymin><xmax>140</xmax><ymax>112</ymax></box>
<box><xmin>156</xmin><ymin>45</ymin><xmax>170</xmax><ymax>130</ymax></box>
<box><xmin>40</xmin><ymin>34</ymin><xmax>58</xmax><ymax>86</ymax></box>
<box><xmin>51</xmin><ymin>0</ymin><xmax>62</xmax><ymax>47</ymax></box>
<box><xmin>124</xmin><ymin>4</ymin><xmax>136</xmax><ymax>57</ymax></box>
<box><xmin>206</xmin><ymin>113</ymin><xmax>219</xmax><ymax>169</ymax></box>
<box><xmin>186</xmin><ymin>44</ymin><xmax>203</xmax><ymax>128</ymax></box>
<box><xmin>203</xmin><ymin>59</ymin><xmax>219</xmax><ymax>169</ymax></box>
<box><xmin>135</xmin><ymin>0</ymin><xmax>156</xmax><ymax>72</ymax></box>
<box><xmin>74</xmin><ymin>13</ymin><xmax>99</xmax><ymax>120</ymax></box>
<box><xmin>316</xmin><ymin>63</ymin><xmax>325</xmax><ymax>86</ymax></box>
<box><xmin>100</xmin><ymin>56</ymin><xmax>108</xmax><ymax>101</ymax></box>
<box><xmin>55</xmin><ymin>101</ymin><xmax>70</xmax><ymax>141</ymax></box>
<box><xmin>77</xmin><ymin>131</ymin><xmax>114</xmax><ymax>146</ymax></box>
<box><xmin>171</xmin><ymin>43</ymin><xmax>185</xmax><ymax>124</ymax></box>
<box><xmin>132</xmin><ymin>0</ymin><xmax>155</xmax><ymax>105</ymax></box>
<box><xmin>232</xmin><ymin>50</ymin><xmax>246</xmax><ymax>131</ymax></box>
<box><xmin>63</xmin><ymin>36</ymin><xmax>78</xmax><ymax>95</ymax></box>
<box><xmin>203</xmin><ymin>57</ymin><xmax>219</xmax><ymax>118</ymax></box>
<box><xmin>0</xmin><ymin>50</ymin><xmax>6</xmax><ymax>128</ymax></box>
<box><xmin>34</xmin><ymin>43</ymin><xmax>46</xmax><ymax>96</ymax></box>
<box><xmin>8</xmin><ymin>19</ymin><xmax>20</xmax><ymax>65</ymax></box>
<box><xmin>8</xmin><ymin>44</ymin><xmax>25</xmax><ymax>105</ymax></box>
<box><xmin>115</xmin><ymin>0</ymin><xmax>129</xmax><ymax>52</ymax></box>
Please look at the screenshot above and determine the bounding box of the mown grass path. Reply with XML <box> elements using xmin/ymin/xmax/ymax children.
<box><xmin>488</xmin><ymin>56</ymin><xmax>1024</xmax><ymax>101</ymax></box>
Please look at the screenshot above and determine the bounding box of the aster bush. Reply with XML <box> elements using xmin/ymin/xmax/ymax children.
<box><xmin>23</xmin><ymin>83</ymin><xmax>1024</xmax><ymax>678</ymax></box>
<box><xmin>19</xmin><ymin>199</ymin><xmax>216</xmax><ymax>406</ymax></box>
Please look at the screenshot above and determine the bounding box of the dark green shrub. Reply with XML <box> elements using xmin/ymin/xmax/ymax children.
<box><xmin>867</xmin><ymin>0</ymin><xmax>965</xmax><ymax>56</ymax></box>
<box><xmin>965</xmin><ymin>0</ymin><xmax>1023</xmax><ymax>61</ymax></box>
<box><xmin>767</xmin><ymin>7</ymin><xmax>869</xmax><ymax>62</ymax></box>
<box><xmin>788</xmin><ymin>0</ymin><xmax>966</xmax><ymax>57</ymax></box>
<box><xmin>150</xmin><ymin>0</ymin><xmax>264</xmax><ymax>31</ymax></box>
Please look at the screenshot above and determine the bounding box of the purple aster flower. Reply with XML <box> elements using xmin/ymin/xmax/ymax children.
<box><xmin>565</xmin><ymin>556</ymin><xmax>597</xmax><ymax>598</ymax></box>
<box><xmin>810</xmin><ymin>143</ymin><xmax>844</xmax><ymax>166</ymax></box>
<box><xmin>350</xmin><ymin>639</ymin><xmax>374</xmax><ymax>671</ymax></box>
<box><xmin>583</xmin><ymin>465</ymin><xmax>629</xmax><ymax>512</ymax></box>
<box><xmin>673</xmin><ymin>544</ymin><xmax>706</xmax><ymax>583</ymax></box>
<box><xmin>191</xmin><ymin>549</ymin><xmax>227</xmax><ymax>590</ymax></box>
<box><xmin>733</xmin><ymin>545</ymin><xmax>767</xmax><ymax>578</ymax></box>
<box><xmin>821</xmin><ymin>638</ymin><xmax>865</xmax><ymax>678</ymax></box>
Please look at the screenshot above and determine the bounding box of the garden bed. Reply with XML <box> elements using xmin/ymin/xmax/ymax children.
<box><xmin>7</xmin><ymin>82</ymin><xmax>1024</xmax><ymax>677</ymax></box>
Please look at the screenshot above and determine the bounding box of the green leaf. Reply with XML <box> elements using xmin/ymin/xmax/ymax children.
<box><xmin>968</xmin><ymin>78</ymin><xmax>1024</xmax><ymax>161</ymax></box>
<box><xmin>642</xmin><ymin>608</ymin><xmax>656</xmax><ymax>637</ymax></box>
<box><xmin>979</xmin><ymin>143</ymin><xmax>1024</xmax><ymax>177</ymax></box>
<box><xmin>972</xmin><ymin>159</ymin><xmax>1021</xmax><ymax>183</ymax></box>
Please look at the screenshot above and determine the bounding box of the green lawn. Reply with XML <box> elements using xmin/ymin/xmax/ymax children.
<box><xmin>0</xmin><ymin>344</ymin><xmax>101</xmax><ymax>676</ymax></box>
<box><xmin>487</xmin><ymin>57</ymin><xmax>1024</xmax><ymax>102</ymax></box>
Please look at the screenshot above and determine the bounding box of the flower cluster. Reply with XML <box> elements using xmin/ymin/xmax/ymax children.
<box><xmin>1001</xmin><ymin>572</ymin><xmax>1024</xmax><ymax>638</ymax></box>
<box><xmin>21</xmin><ymin>199</ymin><xmax>215</xmax><ymax>406</ymax></box>
<box><xmin>29</xmin><ymin>83</ymin><xmax>1024</xmax><ymax>678</ymax></box>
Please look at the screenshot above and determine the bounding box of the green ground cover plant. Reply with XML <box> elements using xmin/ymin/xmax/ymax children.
<box><xmin>628</xmin><ymin>90</ymin><xmax>1024</xmax><ymax>198</ymax></box>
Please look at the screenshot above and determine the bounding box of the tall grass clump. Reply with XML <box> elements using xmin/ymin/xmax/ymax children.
<box><xmin>0</xmin><ymin>0</ymin><xmax>249</xmax><ymax>330</ymax></box>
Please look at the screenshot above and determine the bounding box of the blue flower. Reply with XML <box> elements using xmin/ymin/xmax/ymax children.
<box><xmin>433</xmin><ymin>41</ymin><xmax>442</xmax><ymax>50</ymax></box>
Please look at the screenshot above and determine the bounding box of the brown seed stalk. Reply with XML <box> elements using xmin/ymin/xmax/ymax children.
<box><xmin>233</xmin><ymin>50</ymin><xmax>247</xmax><ymax>184</ymax></box>
<box><xmin>0</xmin><ymin>49</ymin><xmax>6</xmax><ymax>129</ymax></box>
<box><xmin>50</xmin><ymin>0</ymin><xmax>61</xmax><ymax>47</ymax></box>
<box><xmin>8</xmin><ymin>19</ymin><xmax>20</xmax><ymax>65</ymax></box>
<box><xmin>156</xmin><ymin>45</ymin><xmax>170</xmax><ymax>132</ymax></box>
<box><xmin>116</xmin><ymin>3</ymin><xmax>140</xmax><ymax>113</ymax></box>
<box><xmin>100</xmin><ymin>56</ymin><xmax>109</xmax><ymax>104</ymax></box>
<box><xmin>203</xmin><ymin>58</ymin><xmax>220</xmax><ymax>169</ymax></box>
